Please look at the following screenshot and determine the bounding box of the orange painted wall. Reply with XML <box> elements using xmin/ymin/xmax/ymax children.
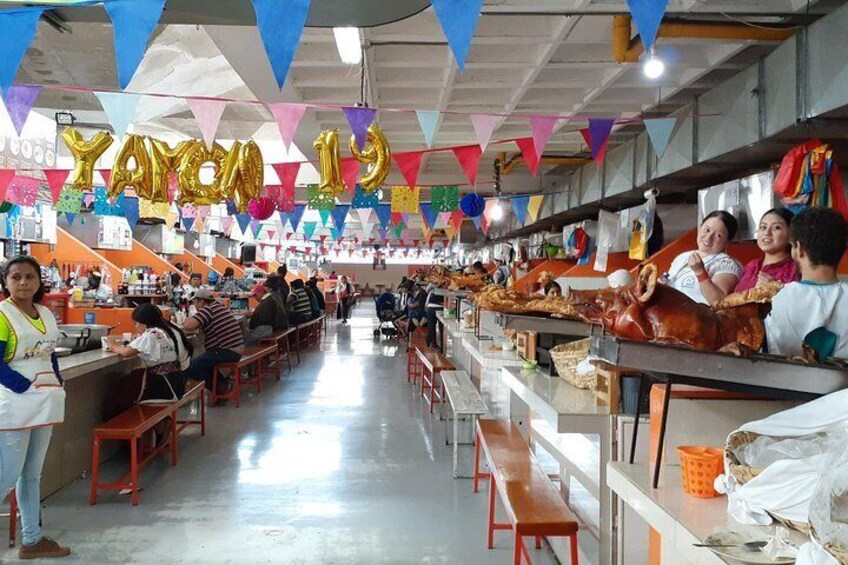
<box><xmin>176</xmin><ymin>251</ymin><xmax>219</xmax><ymax>282</ymax></box>
<box><xmin>101</xmin><ymin>240</ymin><xmax>189</xmax><ymax>283</ymax></box>
<box><xmin>66</xmin><ymin>307</ymin><xmax>136</xmax><ymax>334</ymax></box>
<box><xmin>515</xmin><ymin>259</ymin><xmax>575</xmax><ymax>292</ymax></box>
<box><xmin>30</xmin><ymin>228</ymin><xmax>123</xmax><ymax>291</ymax></box>
<box><xmin>633</xmin><ymin>229</ymin><xmax>767</xmax><ymax>277</ymax></box>
<box><xmin>211</xmin><ymin>254</ymin><xmax>245</xmax><ymax>277</ymax></box>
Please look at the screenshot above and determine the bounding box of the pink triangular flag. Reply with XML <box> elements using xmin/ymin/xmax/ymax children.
<box><xmin>529</xmin><ymin>116</ymin><xmax>558</xmax><ymax>157</ymax></box>
<box><xmin>44</xmin><ymin>170</ymin><xmax>70</xmax><ymax>204</ymax></box>
<box><xmin>514</xmin><ymin>137</ymin><xmax>540</xmax><ymax>176</ymax></box>
<box><xmin>268</xmin><ymin>103</ymin><xmax>307</xmax><ymax>150</ymax></box>
<box><xmin>452</xmin><ymin>145</ymin><xmax>483</xmax><ymax>186</ymax></box>
<box><xmin>0</xmin><ymin>169</ymin><xmax>14</xmax><ymax>202</ymax></box>
<box><xmin>272</xmin><ymin>162</ymin><xmax>300</xmax><ymax>191</ymax></box>
<box><xmin>393</xmin><ymin>151</ymin><xmax>423</xmax><ymax>188</ymax></box>
<box><xmin>470</xmin><ymin>114</ymin><xmax>498</xmax><ymax>152</ymax></box>
<box><xmin>221</xmin><ymin>217</ymin><xmax>234</xmax><ymax>234</ymax></box>
<box><xmin>187</xmin><ymin>98</ymin><xmax>227</xmax><ymax>150</ymax></box>
<box><xmin>83</xmin><ymin>192</ymin><xmax>95</xmax><ymax>207</ymax></box>
<box><xmin>341</xmin><ymin>158</ymin><xmax>359</xmax><ymax>193</ymax></box>
<box><xmin>356</xmin><ymin>208</ymin><xmax>373</xmax><ymax>225</ymax></box>
<box><xmin>98</xmin><ymin>169</ymin><xmax>112</xmax><ymax>188</ymax></box>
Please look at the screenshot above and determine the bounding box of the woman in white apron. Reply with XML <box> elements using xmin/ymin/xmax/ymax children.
<box><xmin>0</xmin><ymin>256</ymin><xmax>70</xmax><ymax>559</ymax></box>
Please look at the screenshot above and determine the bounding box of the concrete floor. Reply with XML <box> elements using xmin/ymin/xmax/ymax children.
<box><xmin>9</xmin><ymin>308</ymin><xmax>564</xmax><ymax>564</ymax></box>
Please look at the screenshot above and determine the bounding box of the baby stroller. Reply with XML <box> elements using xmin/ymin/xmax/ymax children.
<box><xmin>373</xmin><ymin>291</ymin><xmax>405</xmax><ymax>339</ymax></box>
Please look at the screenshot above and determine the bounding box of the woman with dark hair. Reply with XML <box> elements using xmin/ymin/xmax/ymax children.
<box><xmin>734</xmin><ymin>208</ymin><xmax>800</xmax><ymax>292</ymax></box>
<box><xmin>544</xmin><ymin>280</ymin><xmax>562</xmax><ymax>298</ymax></box>
<box><xmin>216</xmin><ymin>267</ymin><xmax>249</xmax><ymax>294</ymax></box>
<box><xmin>107</xmin><ymin>303</ymin><xmax>193</xmax><ymax>403</ymax></box>
<box><xmin>0</xmin><ymin>256</ymin><xmax>70</xmax><ymax>559</ymax></box>
<box><xmin>665</xmin><ymin>210</ymin><xmax>743</xmax><ymax>305</ymax></box>
<box><xmin>306</xmin><ymin>277</ymin><xmax>325</xmax><ymax>313</ymax></box>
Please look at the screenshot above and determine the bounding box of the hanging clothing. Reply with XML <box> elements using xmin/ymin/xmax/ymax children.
<box><xmin>0</xmin><ymin>299</ymin><xmax>64</xmax><ymax>430</ymax></box>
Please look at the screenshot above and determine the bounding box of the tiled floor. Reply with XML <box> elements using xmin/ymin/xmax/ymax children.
<box><xmin>11</xmin><ymin>308</ymin><xmax>564</xmax><ymax>564</ymax></box>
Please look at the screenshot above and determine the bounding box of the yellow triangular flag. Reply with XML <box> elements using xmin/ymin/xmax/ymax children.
<box><xmin>528</xmin><ymin>195</ymin><xmax>544</xmax><ymax>222</ymax></box>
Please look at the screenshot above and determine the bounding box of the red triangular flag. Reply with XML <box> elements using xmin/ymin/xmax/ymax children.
<box><xmin>514</xmin><ymin>137</ymin><xmax>540</xmax><ymax>176</ymax></box>
<box><xmin>0</xmin><ymin>170</ymin><xmax>15</xmax><ymax>202</ymax></box>
<box><xmin>98</xmin><ymin>169</ymin><xmax>112</xmax><ymax>188</ymax></box>
<box><xmin>341</xmin><ymin>158</ymin><xmax>359</xmax><ymax>193</ymax></box>
<box><xmin>580</xmin><ymin>127</ymin><xmax>610</xmax><ymax>165</ymax></box>
<box><xmin>44</xmin><ymin>170</ymin><xmax>71</xmax><ymax>204</ymax></box>
<box><xmin>393</xmin><ymin>151</ymin><xmax>424</xmax><ymax>188</ymax></box>
<box><xmin>450</xmin><ymin>210</ymin><xmax>464</xmax><ymax>231</ymax></box>
<box><xmin>391</xmin><ymin>212</ymin><xmax>403</xmax><ymax>227</ymax></box>
<box><xmin>451</xmin><ymin>145</ymin><xmax>483</xmax><ymax>186</ymax></box>
<box><xmin>272</xmin><ymin>162</ymin><xmax>300</xmax><ymax>191</ymax></box>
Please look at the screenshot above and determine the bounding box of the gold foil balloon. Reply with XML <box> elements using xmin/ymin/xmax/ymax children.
<box><xmin>150</xmin><ymin>138</ymin><xmax>191</xmax><ymax>203</ymax></box>
<box><xmin>217</xmin><ymin>141</ymin><xmax>243</xmax><ymax>202</ymax></box>
<box><xmin>178</xmin><ymin>140</ymin><xmax>229</xmax><ymax>206</ymax></box>
<box><xmin>313</xmin><ymin>129</ymin><xmax>344</xmax><ymax>196</ymax></box>
<box><xmin>349</xmin><ymin>124</ymin><xmax>391</xmax><ymax>193</ymax></box>
<box><xmin>234</xmin><ymin>140</ymin><xmax>264</xmax><ymax>213</ymax></box>
<box><xmin>109</xmin><ymin>134</ymin><xmax>152</xmax><ymax>200</ymax></box>
<box><xmin>61</xmin><ymin>128</ymin><xmax>113</xmax><ymax>190</ymax></box>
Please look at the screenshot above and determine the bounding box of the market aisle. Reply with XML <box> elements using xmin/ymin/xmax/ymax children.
<box><xmin>16</xmin><ymin>308</ymin><xmax>559</xmax><ymax>564</ymax></box>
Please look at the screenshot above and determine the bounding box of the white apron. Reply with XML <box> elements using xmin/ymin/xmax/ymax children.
<box><xmin>0</xmin><ymin>300</ymin><xmax>65</xmax><ymax>430</ymax></box>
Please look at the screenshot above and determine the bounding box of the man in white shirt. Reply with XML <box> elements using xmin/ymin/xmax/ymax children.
<box><xmin>765</xmin><ymin>208</ymin><xmax>848</xmax><ymax>360</ymax></box>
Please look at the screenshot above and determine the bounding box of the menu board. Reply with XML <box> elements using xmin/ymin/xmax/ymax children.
<box><xmin>96</xmin><ymin>216</ymin><xmax>132</xmax><ymax>250</ymax></box>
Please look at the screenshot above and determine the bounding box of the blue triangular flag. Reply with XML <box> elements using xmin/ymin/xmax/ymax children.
<box><xmin>95</xmin><ymin>92</ymin><xmax>140</xmax><ymax>139</ymax></box>
<box><xmin>416</xmin><ymin>110</ymin><xmax>439</xmax><ymax>148</ymax></box>
<box><xmin>104</xmin><ymin>0</ymin><xmax>166</xmax><ymax>90</ymax></box>
<box><xmin>625</xmin><ymin>0</ymin><xmax>670</xmax><ymax>53</ymax></box>
<box><xmin>376</xmin><ymin>203</ymin><xmax>392</xmax><ymax>228</ymax></box>
<box><xmin>343</xmin><ymin>107</ymin><xmax>377</xmax><ymax>150</ymax></box>
<box><xmin>182</xmin><ymin>216</ymin><xmax>195</xmax><ymax>232</ymax></box>
<box><xmin>250</xmin><ymin>219</ymin><xmax>262</xmax><ymax>238</ymax></box>
<box><xmin>318</xmin><ymin>209</ymin><xmax>331</xmax><ymax>226</ymax></box>
<box><xmin>431</xmin><ymin>0</ymin><xmax>483</xmax><ymax>72</ymax></box>
<box><xmin>511</xmin><ymin>196</ymin><xmax>529</xmax><ymax>226</ymax></box>
<box><xmin>290</xmin><ymin>204</ymin><xmax>305</xmax><ymax>231</ymax></box>
<box><xmin>235</xmin><ymin>213</ymin><xmax>251</xmax><ymax>235</ymax></box>
<box><xmin>251</xmin><ymin>0</ymin><xmax>311</xmax><ymax>90</ymax></box>
<box><xmin>420</xmin><ymin>203</ymin><xmax>439</xmax><ymax>230</ymax></box>
<box><xmin>472</xmin><ymin>215</ymin><xmax>482</xmax><ymax>230</ymax></box>
<box><xmin>278</xmin><ymin>211</ymin><xmax>290</xmax><ymax>228</ymax></box>
<box><xmin>124</xmin><ymin>197</ymin><xmax>140</xmax><ymax>229</ymax></box>
<box><xmin>331</xmin><ymin>204</ymin><xmax>350</xmax><ymax>232</ymax></box>
<box><xmin>378</xmin><ymin>226</ymin><xmax>388</xmax><ymax>240</ymax></box>
<box><xmin>0</xmin><ymin>9</ymin><xmax>42</xmax><ymax>97</ymax></box>
<box><xmin>65</xmin><ymin>212</ymin><xmax>76</xmax><ymax>226</ymax></box>
<box><xmin>643</xmin><ymin>117</ymin><xmax>677</xmax><ymax>158</ymax></box>
<box><xmin>330</xmin><ymin>226</ymin><xmax>341</xmax><ymax>240</ymax></box>
<box><xmin>226</xmin><ymin>199</ymin><xmax>238</xmax><ymax>216</ymax></box>
<box><xmin>303</xmin><ymin>221</ymin><xmax>317</xmax><ymax>240</ymax></box>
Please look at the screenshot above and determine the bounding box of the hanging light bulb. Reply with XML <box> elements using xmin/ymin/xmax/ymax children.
<box><xmin>490</xmin><ymin>200</ymin><xmax>504</xmax><ymax>222</ymax></box>
<box><xmin>643</xmin><ymin>48</ymin><xmax>665</xmax><ymax>79</ymax></box>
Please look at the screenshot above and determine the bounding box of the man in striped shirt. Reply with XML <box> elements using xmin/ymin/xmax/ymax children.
<box><xmin>183</xmin><ymin>289</ymin><xmax>245</xmax><ymax>394</ymax></box>
<box><xmin>287</xmin><ymin>279</ymin><xmax>314</xmax><ymax>325</ymax></box>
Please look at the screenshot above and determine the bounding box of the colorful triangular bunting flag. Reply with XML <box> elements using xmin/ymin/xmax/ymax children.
<box><xmin>104</xmin><ymin>0</ymin><xmax>166</xmax><ymax>89</ymax></box>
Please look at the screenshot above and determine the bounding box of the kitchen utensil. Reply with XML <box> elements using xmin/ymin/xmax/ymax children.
<box><xmin>54</xmin><ymin>347</ymin><xmax>72</xmax><ymax>358</ymax></box>
<box><xmin>693</xmin><ymin>541</ymin><xmax>768</xmax><ymax>551</ymax></box>
<box><xmin>700</xmin><ymin>532</ymin><xmax>795</xmax><ymax>564</ymax></box>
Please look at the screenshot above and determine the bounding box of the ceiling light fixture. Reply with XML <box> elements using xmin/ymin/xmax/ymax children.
<box><xmin>643</xmin><ymin>48</ymin><xmax>665</xmax><ymax>79</ymax></box>
<box><xmin>490</xmin><ymin>201</ymin><xmax>504</xmax><ymax>222</ymax></box>
<box><xmin>333</xmin><ymin>27</ymin><xmax>362</xmax><ymax>65</ymax></box>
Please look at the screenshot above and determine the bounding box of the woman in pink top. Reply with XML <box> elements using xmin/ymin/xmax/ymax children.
<box><xmin>734</xmin><ymin>208</ymin><xmax>800</xmax><ymax>292</ymax></box>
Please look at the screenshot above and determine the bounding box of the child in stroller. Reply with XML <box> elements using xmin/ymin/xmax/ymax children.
<box><xmin>374</xmin><ymin>291</ymin><xmax>406</xmax><ymax>338</ymax></box>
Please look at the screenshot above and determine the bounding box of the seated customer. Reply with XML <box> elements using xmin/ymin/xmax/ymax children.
<box><xmin>288</xmin><ymin>279</ymin><xmax>314</xmax><ymax>325</ymax></box>
<box><xmin>275</xmin><ymin>266</ymin><xmax>291</xmax><ymax>302</ymax></box>
<box><xmin>216</xmin><ymin>267</ymin><xmax>250</xmax><ymax>294</ymax></box>
<box><xmin>735</xmin><ymin>208</ymin><xmax>800</xmax><ymax>292</ymax></box>
<box><xmin>182</xmin><ymin>272</ymin><xmax>208</xmax><ymax>301</ymax></box>
<box><xmin>303</xmin><ymin>283</ymin><xmax>321</xmax><ymax>318</ymax></box>
<box><xmin>306</xmin><ymin>277</ymin><xmax>325</xmax><ymax>313</ymax></box>
<box><xmin>182</xmin><ymin>289</ymin><xmax>245</xmax><ymax>395</ymax></box>
<box><xmin>765</xmin><ymin>208</ymin><xmax>848</xmax><ymax>360</ymax></box>
<box><xmin>245</xmin><ymin>281</ymin><xmax>287</xmax><ymax>345</ymax></box>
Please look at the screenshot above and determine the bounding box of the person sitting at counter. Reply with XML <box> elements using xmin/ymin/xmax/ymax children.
<box><xmin>306</xmin><ymin>278</ymin><xmax>325</xmax><ymax>313</ymax></box>
<box><xmin>181</xmin><ymin>273</ymin><xmax>209</xmax><ymax>301</ymax></box>
<box><xmin>492</xmin><ymin>258</ymin><xmax>511</xmax><ymax>286</ymax></box>
<box><xmin>107</xmin><ymin>304</ymin><xmax>193</xmax><ymax>444</ymax></box>
<box><xmin>288</xmin><ymin>279</ymin><xmax>315</xmax><ymax>325</ymax></box>
<box><xmin>275</xmin><ymin>266</ymin><xmax>291</xmax><ymax>302</ymax></box>
<box><xmin>245</xmin><ymin>277</ymin><xmax>289</xmax><ymax>345</ymax></box>
<box><xmin>544</xmin><ymin>280</ymin><xmax>562</xmax><ymax>297</ymax></box>
<box><xmin>216</xmin><ymin>267</ymin><xmax>250</xmax><ymax>295</ymax></box>
<box><xmin>734</xmin><ymin>208</ymin><xmax>800</xmax><ymax>292</ymax></box>
<box><xmin>303</xmin><ymin>282</ymin><xmax>321</xmax><ymax>318</ymax></box>
<box><xmin>765</xmin><ymin>208</ymin><xmax>848</xmax><ymax>360</ymax></box>
<box><xmin>182</xmin><ymin>289</ymin><xmax>244</xmax><ymax>398</ymax></box>
<box><xmin>0</xmin><ymin>256</ymin><xmax>71</xmax><ymax>559</ymax></box>
<box><xmin>665</xmin><ymin>211</ymin><xmax>743</xmax><ymax>306</ymax></box>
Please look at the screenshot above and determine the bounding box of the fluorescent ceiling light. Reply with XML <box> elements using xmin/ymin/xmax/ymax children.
<box><xmin>333</xmin><ymin>27</ymin><xmax>362</xmax><ymax>65</ymax></box>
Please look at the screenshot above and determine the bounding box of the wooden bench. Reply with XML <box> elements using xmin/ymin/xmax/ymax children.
<box><xmin>407</xmin><ymin>330</ymin><xmax>428</xmax><ymax>383</ymax></box>
<box><xmin>416</xmin><ymin>348</ymin><xmax>455</xmax><ymax>413</ymax></box>
<box><xmin>211</xmin><ymin>345</ymin><xmax>277</xmax><ymax>407</ymax></box>
<box><xmin>473</xmin><ymin>419</ymin><xmax>579</xmax><ymax>565</ymax></box>
<box><xmin>90</xmin><ymin>382</ymin><xmax>206</xmax><ymax>506</ymax></box>
<box><xmin>296</xmin><ymin>317</ymin><xmax>322</xmax><ymax>349</ymax></box>
<box><xmin>258</xmin><ymin>327</ymin><xmax>296</xmax><ymax>376</ymax></box>
<box><xmin>441</xmin><ymin>370</ymin><xmax>488</xmax><ymax>478</ymax></box>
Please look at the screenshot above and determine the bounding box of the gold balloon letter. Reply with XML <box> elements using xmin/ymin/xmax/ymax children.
<box><xmin>234</xmin><ymin>140</ymin><xmax>264</xmax><ymax>213</ymax></box>
<box><xmin>313</xmin><ymin>129</ymin><xmax>344</xmax><ymax>196</ymax></box>
<box><xmin>61</xmin><ymin>128</ymin><xmax>113</xmax><ymax>190</ymax></box>
<box><xmin>150</xmin><ymin>139</ymin><xmax>191</xmax><ymax>203</ymax></box>
<box><xmin>109</xmin><ymin>134</ymin><xmax>152</xmax><ymax>200</ymax></box>
<box><xmin>178</xmin><ymin>140</ymin><xmax>228</xmax><ymax>207</ymax></box>
<box><xmin>350</xmin><ymin>124</ymin><xmax>391</xmax><ymax>193</ymax></box>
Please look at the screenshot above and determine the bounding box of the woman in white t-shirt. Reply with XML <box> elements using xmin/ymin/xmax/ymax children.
<box><xmin>107</xmin><ymin>303</ymin><xmax>193</xmax><ymax>403</ymax></box>
<box><xmin>665</xmin><ymin>211</ymin><xmax>743</xmax><ymax>306</ymax></box>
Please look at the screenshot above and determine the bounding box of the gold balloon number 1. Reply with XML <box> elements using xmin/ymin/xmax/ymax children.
<box><xmin>313</xmin><ymin>124</ymin><xmax>391</xmax><ymax>195</ymax></box>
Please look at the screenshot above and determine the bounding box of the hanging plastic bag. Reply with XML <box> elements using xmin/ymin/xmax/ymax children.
<box><xmin>799</xmin><ymin>434</ymin><xmax>848</xmax><ymax>564</ymax></box>
<box><xmin>628</xmin><ymin>219</ymin><xmax>647</xmax><ymax>261</ymax></box>
<box><xmin>774</xmin><ymin>139</ymin><xmax>821</xmax><ymax>197</ymax></box>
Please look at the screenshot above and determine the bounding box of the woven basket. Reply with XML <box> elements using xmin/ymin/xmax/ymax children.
<box><xmin>550</xmin><ymin>338</ymin><xmax>597</xmax><ymax>389</ymax></box>
<box><xmin>725</xmin><ymin>430</ymin><xmax>811</xmax><ymax>534</ymax></box>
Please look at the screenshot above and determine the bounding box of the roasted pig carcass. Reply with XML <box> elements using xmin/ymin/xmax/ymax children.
<box><xmin>592</xmin><ymin>264</ymin><xmax>765</xmax><ymax>351</ymax></box>
<box><xmin>713</xmin><ymin>280</ymin><xmax>784</xmax><ymax>310</ymax></box>
<box><xmin>472</xmin><ymin>285</ymin><xmax>584</xmax><ymax>319</ymax></box>
<box><xmin>424</xmin><ymin>265</ymin><xmax>487</xmax><ymax>291</ymax></box>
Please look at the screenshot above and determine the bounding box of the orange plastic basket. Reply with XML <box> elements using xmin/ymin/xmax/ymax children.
<box><xmin>677</xmin><ymin>446</ymin><xmax>724</xmax><ymax>499</ymax></box>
